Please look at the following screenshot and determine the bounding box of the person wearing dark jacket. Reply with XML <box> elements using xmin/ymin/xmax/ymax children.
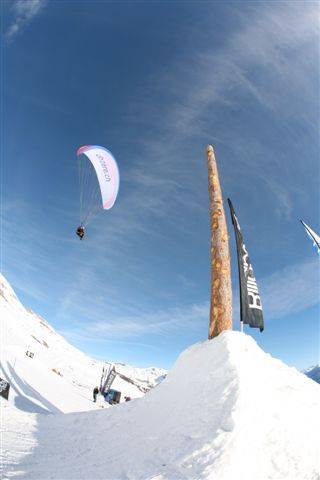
<box><xmin>93</xmin><ymin>386</ymin><xmax>99</xmax><ymax>402</ymax></box>
<box><xmin>76</xmin><ymin>225</ymin><xmax>85</xmax><ymax>240</ymax></box>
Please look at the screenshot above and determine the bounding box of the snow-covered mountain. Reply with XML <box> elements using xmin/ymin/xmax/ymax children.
<box><xmin>303</xmin><ymin>365</ymin><xmax>320</xmax><ymax>384</ymax></box>
<box><xmin>0</xmin><ymin>274</ymin><xmax>166</xmax><ymax>414</ymax></box>
<box><xmin>2</xmin><ymin>274</ymin><xmax>319</xmax><ymax>480</ymax></box>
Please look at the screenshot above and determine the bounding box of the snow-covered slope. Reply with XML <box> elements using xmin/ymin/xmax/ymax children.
<box><xmin>303</xmin><ymin>365</ymin><xmax>320</xmax><ymax>384</ymax></box>
<box><xmin>3</xmin><ymin>330</ymin><xmax>319</xmax><ymax>480</ymax></box>
<box><xmin>0</xmin><ymin>274</ymin><xmax>166</xmax><ymax>414</ymax></box>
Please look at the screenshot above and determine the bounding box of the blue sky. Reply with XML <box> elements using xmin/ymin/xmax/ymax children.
<box><xmin>1</xmin><ymin>1</ymin><xmax>319</xmax><ymax>370</ymax></box>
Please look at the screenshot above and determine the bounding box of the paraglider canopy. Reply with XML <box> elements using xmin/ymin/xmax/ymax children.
<box><xmin>77</xmin><ymin>145</ymin><xmax>119</xmax><ymax>210</ymax></box>
<box><xmin>76</xmin><ymin>145</ymin><xmax>120</xmax><ymax>228</ymax></box>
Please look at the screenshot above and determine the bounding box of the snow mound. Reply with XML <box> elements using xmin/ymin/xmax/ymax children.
<box><xmin>6</xmin><ymin>331</ymin><xmax>320</xmax><ymax>480</ymax></box>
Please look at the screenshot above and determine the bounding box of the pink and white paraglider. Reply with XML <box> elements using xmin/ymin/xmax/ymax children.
<box><xmin>76</xmin><ymin>145</ymin><xmax>120</xmax><ymax>239</ymax></box>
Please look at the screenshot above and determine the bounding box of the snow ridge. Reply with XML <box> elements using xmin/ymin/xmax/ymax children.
<box><xmin>1</xmin><ymin>274</ymin><xmax>319</xmax><ymax>480</ymax></box>
<box><xmin>0</xmin><ymin>273</ymin><xmax>166</xmax><ymax>415</ymax></box>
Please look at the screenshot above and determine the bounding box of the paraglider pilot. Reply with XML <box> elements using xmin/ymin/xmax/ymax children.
<box><xmin>76</xmin><ymin>225</ymin><xmax>85</xmax><ymax>240</ymax></box>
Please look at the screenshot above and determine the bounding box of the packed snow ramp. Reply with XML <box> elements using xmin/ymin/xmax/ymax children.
<box><xmin>5</xmin><ymin>331</ymin><xmax>319</xmax><ymax>480</ymax></box>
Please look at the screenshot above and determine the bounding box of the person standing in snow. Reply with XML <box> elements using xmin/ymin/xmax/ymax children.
<box><xmin>93</xmin><ymin>386</ymin><xmax>99</xmax><ymax>402</ymax></box>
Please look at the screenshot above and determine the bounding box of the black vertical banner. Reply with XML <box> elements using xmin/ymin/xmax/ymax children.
<box><xmin>228</xmin><ymin>199</ymin><xmax>264</xmax><ymax>332</ymax></box>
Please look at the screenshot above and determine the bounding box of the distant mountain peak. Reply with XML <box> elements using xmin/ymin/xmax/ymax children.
<box><xmin>303</xmin><ymin>365</ymin><xmax>320</xmax><ymax>384</ymax></box>
<box><xmin>0</xmin><ymin>274</ymin><xmax>167</xmax><ymax>414</ymax></box>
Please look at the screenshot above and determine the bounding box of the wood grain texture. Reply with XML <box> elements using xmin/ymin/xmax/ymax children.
<box><xmin>207</xmin><ymin>145</ymin><xmax>232</xmax><ymax>338</ymax></box>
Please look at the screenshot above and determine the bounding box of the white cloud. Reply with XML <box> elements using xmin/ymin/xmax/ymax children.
<box><xmin>57</xmin><ymin>299</ymin><xmax>209</xmax><ymax>344</ymax></box>
<box><xmin>174</xmin><ymin>2</ymin><xmax>318</xmax><ymax>128</ymax></box>
<box><xmin>3</xmin><ymin>2</ymin><xmax>318</xmax><ymax>351</ymax></box>
<box><xmin>126</xmin><ymin>1</ymin><xmax>319</xmax><ymax>219</ymax></box>
<box><xmin>6</xmin><ymin>0</ymin><xmax>47</xmax><ymax>42</ymax></box>
<box><xmin>86</xmin><ymin>301</ymin><xmax>209</xmax><ymax>338</ymax></box>
<box><xmin>260</xmin><ymin>258</ymin><xmax>319</xmax><ymax>320</ymax></box>
<box><xmin>61</xmin><ymin>258</ymin><xmax>319</xmax><ymax>344</ymax></box>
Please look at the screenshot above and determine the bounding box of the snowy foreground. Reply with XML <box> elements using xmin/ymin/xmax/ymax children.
<box><xmin>0</xmin><ymin>273</ymin><xmax>166</xmax><ymax>414</ymax></box>
<box><xmin>1</xmin><ymin>276</ymin><xmax>320</xmax><ymax>480</ymax></box>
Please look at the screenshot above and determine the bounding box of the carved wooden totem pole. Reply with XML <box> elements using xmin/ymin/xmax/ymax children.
<box><xmin>207</xmin><ymin>145</ymin><xmax>232</xmax><ymax>339</ymax></box>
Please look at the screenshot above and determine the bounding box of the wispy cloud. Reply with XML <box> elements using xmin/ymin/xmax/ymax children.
<box><xmin>61</xmin><ymin>301</ymin><xmax>209</xmax><ymax>345</ymax></box>
<box><xmin>127</xmin><ymin>1</ymin><xmax>318</xmax><ymax>219</ymax></box>
<box><xmin>260</xmin><ymin>258</ymin><xmax>319</xmax><ymax>320</ymax></box>
<box><xmin>61</xmin><ymin>257</ymin><xmax>319</xmax><ymax>345</ymax></box>
<box><xmin>2</xmin><ymin>2</ymin><xmax>318</xmax><ymax>365</ymax></box>
<box><xmin>165</xmin><ymin>2</ymin><xmax>318</xmax><ymax>131</ymax></box>
<box><xmin>86</xmin><ymin>302</ymin><xmax>209</xmax><ymax>338</ymax></box>
<box><xmin>1</xmin><ymin>200</ymin><xmax>72</xmax><ymax>304</ymax></box>
<box><xmin>6</xmin><ymin>0</ymin><xmax>47</xmax><ymax>42</ymax></box>
<box><xmin>232</xmin><ymin>257</ymin><xmax>319</xmax><ymax>324</ymax></box>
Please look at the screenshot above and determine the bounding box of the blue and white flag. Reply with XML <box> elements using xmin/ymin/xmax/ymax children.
<box><xmin>300</xmin><ymin>220</ymin><xmax>320</xmax><ymax>255</ymax></box>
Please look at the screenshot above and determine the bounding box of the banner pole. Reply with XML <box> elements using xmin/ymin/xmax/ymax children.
<box><xmin>207</xmin><ymin>145</ymin><xmax>232</xmax><ymax>339</ymax></box>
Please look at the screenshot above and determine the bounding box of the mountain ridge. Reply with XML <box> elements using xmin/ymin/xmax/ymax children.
<box><xmin>0</xmin><ymin>273</ymin><xmax>166</xmax><ymax>414</ymax></box>
<box><xmin>303</xmin><ymin>364</ymin><xmax>320</xmax><ymax>384</ymax></box>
